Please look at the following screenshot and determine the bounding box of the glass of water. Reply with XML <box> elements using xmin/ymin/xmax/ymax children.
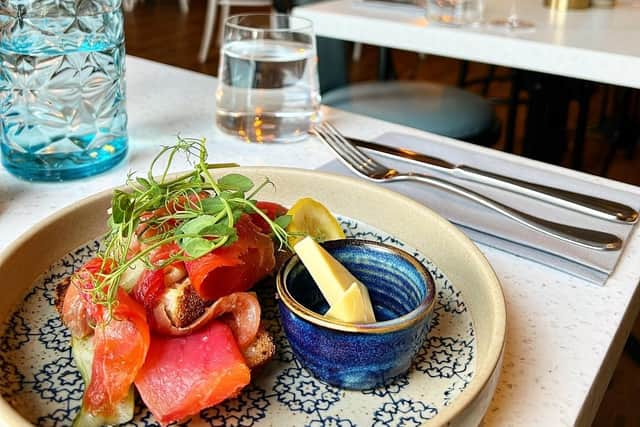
<box><xmin>0</xmin><ymin>0</ymin><xmax>128</xmax><ymax>181</ymax></box>
<box><xmin>216</xmin><ymin>14</ymin><xmax>321</xmax><ymax>143</ymax></box>
<box><xmin>426</xmin><ymin>0</ymin><xmax>484</xmax><ymax>26</ymax></box>
<box><xmin>488</xmin><ymin>0</ymin><xmax>535</xmax><ymax>32</ymax></box>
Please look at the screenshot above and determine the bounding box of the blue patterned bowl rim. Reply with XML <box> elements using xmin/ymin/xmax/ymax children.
<box><xmin>276</xmin><ymin>239</ymin><xmax>436</xmax><ymax>334</ymax></box>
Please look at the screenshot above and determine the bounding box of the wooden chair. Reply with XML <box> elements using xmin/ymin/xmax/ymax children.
<box><xmin>198</xmin><ymin>0</ymin><xmax>272</xmax><ymax>64</ymax></box>
<box><xmin>123</xmin><ymin>0</ymin><xmax>189</xmax><ymax>13</ymax></box>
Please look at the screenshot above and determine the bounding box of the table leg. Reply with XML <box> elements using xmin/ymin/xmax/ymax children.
<box><xmin>504</xmin><ymin>70</ymin><xmax>522</xmax><ymax>154</ymax></box>
<box><xmin>600</xmin><ymin>88</ymin><xmax>639</xmax><ymax>176</ymax></box>
<box><xmin>522</xmin><ymin>72</ymin><xmax>571</xmax><ymax>164</ymax></box>
<box><xmin>378</xmin><ymin>47</ymin><xmax>395</xmax><ymax>81</ymax></box>
<box><xmin>572</xmin><ymin>81</ymin><xmax>593</xmax><ymax>171</ymax></box>
<box><xmin>457</xmin><ymin>60</ymin><xmax>469</xmax><ymax>87</ymax></box>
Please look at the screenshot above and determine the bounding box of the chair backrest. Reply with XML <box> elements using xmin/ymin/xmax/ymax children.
<box><xmin>274</xmin><ymin>0</ymin><xmax>349</xmax><ymax>93</ymax></box>
<box><xmin>316</xmin><ymin>36</ymin><xmax>349</xmax><ymax>93</ymax></box>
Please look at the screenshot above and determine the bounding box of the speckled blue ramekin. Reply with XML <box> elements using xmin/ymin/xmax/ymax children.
<box><xmin>276</xmin><ymin>239</ymin><xmax>436</xmax><ymax>390</ymax></box>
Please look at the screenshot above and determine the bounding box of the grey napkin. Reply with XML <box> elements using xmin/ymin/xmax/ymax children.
<box><xmin>318</xmin><ymin>132</ymin><xmax>640</xmax><ymax>285</ymax></box>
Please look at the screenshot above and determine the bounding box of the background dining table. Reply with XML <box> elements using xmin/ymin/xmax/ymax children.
<box><xmin>1</xmin><ymin>56</ymin><xmax>640</xmax><ymax>426</ymax></box>
<box><xmin>291</xmin><ymin>0</ymin><xmax>640</xmax><ymax>182</ymax></box>
<box><xmin>292</xmin><ymin>0</ymin><xmax>640</xmax><ymax>89</ymax></box>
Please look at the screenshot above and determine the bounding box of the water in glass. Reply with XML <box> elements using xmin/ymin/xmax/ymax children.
<box><xmin>426</xmin><ymin>0</ymin><xmax>484</xmax><ymax>26</ymax></box>
<box><xmin>216</xmin><ymin>15</ymin><xmax>320</xmax><ymax>143</ymax></box>
<box><xmin>0</xmin><ymin>0</ymin><xmax>128</xmax><ymax>181</ymax></box>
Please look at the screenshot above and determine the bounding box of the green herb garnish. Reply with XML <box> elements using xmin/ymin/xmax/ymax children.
<box><xmin>90</xmin><ymin>137</ymin><xmax>290</xmax><ymax>318</ymax></box>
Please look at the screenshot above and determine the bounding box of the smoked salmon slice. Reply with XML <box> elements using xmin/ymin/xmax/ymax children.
<box><xmin>185</xmin><ymin>214</ymin><xmax>275</xmax><ymax>301</ymax></box>
<box><xmin>249</xmin><ymin>201</ymin><xmax>288</xmax><ymax>234</ymax></box>
<box><xmin>62</xmin><ymin>257</ymin><xmax>115</xmax><ymax>337</ymax></box>
<box><xmin>135</xmin><ymin>320</ymin><xmax>251</xmax><ymax>425</ymax></box>
<box><xmin>62</xmin><ymin>282</ymin><xmax>93</xmax><ymax>338</ymax></box>
<box><xmin>84</xmin><ymin>289</ymin><xmax>150</xmax><ymax>418</ymax></box>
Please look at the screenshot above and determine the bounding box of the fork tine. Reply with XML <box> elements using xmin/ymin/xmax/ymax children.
<box><xmin>321</xmin><ymin>122</ymin><xmax>387</xmax><ymax>177</ymax></box>
<box><xmin>313</xmin><ymin>128</ymin><xmax>359</xmax><ymax>171</ymax></box>
<box><xmin>314</xmin><ymin>125</ymin><xmax>370</xmax><ymax>174</ymax></box>
<box><xmin>315</xmin><ymin>122</ymin><xmax>383</xmax><ymax>178</ymax></box>
<box><xmin>321</xmin><ymin>122</ymin><xmax>372</xmax><ymax>165</ymax></box>
<box><xmin>320</xmin><ymin>122</ymin><xmax>373</xmax><ymax>167</ymax></box>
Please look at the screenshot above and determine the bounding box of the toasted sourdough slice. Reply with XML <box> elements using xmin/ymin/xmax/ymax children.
<box><xmin>159</xmin><ymin>279</ymin><xmax>276</xmax><ymax>369</ymax></box>
<box><xmin>161</xmin><ymin>280</ymin><xmax>208</xmax><ymax>328</ymax></box>
<box><xmin>243</xmin><ymin>326</ymin><xmax>276</xmax><ymax>370</ymax></box>
<box><xmin>55</xmin><ymin>276</ymin><xmax>275</xmax><ymax>369</ymax></box>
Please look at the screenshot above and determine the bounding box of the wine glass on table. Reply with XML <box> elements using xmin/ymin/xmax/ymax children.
<box><xmin>488</xmin><ymin>0</ymin><xmax>535</xmax><ymax>32</ymax></box>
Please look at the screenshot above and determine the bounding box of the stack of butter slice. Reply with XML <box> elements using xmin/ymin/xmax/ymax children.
<box><xmin>294</xmin><ymin>237</ymin><xmax>376</xmax><ymax>324</ymax></box>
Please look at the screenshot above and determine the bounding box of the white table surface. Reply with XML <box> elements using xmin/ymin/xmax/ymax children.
<box><xmin>293</xmin><ymin>0</ymin><xmax>640</xmax><ymax>89</ymax></box>
<box><xmin>1</xmin><ymin>56</ymin><xmax>640</xmax><ymax>426</ymax></box>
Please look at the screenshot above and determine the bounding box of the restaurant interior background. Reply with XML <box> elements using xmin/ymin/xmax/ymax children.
<box><xmin>121</xmin><ymin>1</ymin><xmax>639</xmax><ymax>425</ymax></box>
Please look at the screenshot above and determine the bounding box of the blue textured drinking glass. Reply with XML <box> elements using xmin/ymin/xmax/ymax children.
<box><xmin>0</xmin><ymin>0</ymin><xmax>128</xmax><ymax>181</ymax></box>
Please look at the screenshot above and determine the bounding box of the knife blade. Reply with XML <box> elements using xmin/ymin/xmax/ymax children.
<box><xmin>347</xmin><ymin>137</ymin><xmax>639</xmax><ymax>224</ymax></box>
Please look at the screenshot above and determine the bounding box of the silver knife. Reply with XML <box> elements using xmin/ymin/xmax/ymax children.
<box><xmin>348</xmin><ymin>137</ymin><xmax>639</xmax><ymax>224</ymax></box>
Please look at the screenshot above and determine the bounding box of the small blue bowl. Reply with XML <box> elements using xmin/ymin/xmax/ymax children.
<box><xmin>276</xmin><ymin>239</ymin><xmax>436</xmax><ymax>390</ymax></box>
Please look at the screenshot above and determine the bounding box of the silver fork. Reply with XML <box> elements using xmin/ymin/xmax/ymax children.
<box><xmin>313</xmin><ymin>121</ymin><xmax>622</xmax><ymax>251</ymax></box>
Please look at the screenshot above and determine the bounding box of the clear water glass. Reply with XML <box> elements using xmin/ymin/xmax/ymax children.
<box><xmin>216</xmin><ymin>14</ymin><xmax>321</xmax><ymax>143</ymax></box>
<box><xmin>0</xmin><ymin>0</ymin><xmax>128</xmax><ymax>181</ymax></box>
<box><xmin>426</xmin><ymin>0</ymin><xmax>484</xmax><ymax>26</ymax></box>
<box><xmin>488</xmin><ymin>0</ymin><xmax>535</xmax><ymax>32</ymax></box>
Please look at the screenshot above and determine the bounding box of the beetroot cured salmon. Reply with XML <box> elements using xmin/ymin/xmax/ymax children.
<box><xmin>59</xmin><ymin>200</ymin><xmax>284</xmax><ymax>425</ymax></box>
<box><xmin>135</xmin><ymin>320</ymin><xmax>251</xmax><ymax>425</ymax></box>
<box><xmin>55</xmin><ymin>141</ymin><xmax>299</xmax><ymax>426</ymax></box>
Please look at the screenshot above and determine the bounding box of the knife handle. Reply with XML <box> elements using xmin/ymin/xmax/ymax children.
<box><xmin>459</xmin><ymin>166</ymin><xmax>639</xmax><ymax>223</ymax></box>
<box><xmin>396</xmin><ymin>172</ymin><xmax>622</xmax><ymax>251</ymax></box>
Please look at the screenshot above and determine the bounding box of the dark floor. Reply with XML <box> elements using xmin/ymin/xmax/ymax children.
<box><xmin>123</xmin><ymin>1</ymin><xmax>640</xmax><ymax>425</ymax></box>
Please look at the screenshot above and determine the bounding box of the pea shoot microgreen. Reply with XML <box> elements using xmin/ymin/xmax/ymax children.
<box><xmin>89</xmin><ymin>136</ymin><xmax>291</xmax><ymax>317</ymax></box>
